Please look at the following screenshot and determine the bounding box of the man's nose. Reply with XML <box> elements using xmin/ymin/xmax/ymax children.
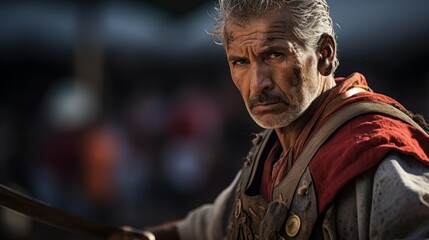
<box><xmin>250</xmin><ymin>62</ymin><xmax>273</xmax><ymax>95</ymax></box>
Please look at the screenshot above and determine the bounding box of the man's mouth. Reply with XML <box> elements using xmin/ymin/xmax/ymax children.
<box><xmin>250</xmin><ymin>101</ymin><xmax>289</xmax><ymax>114</ymax></box>
<box><xmin>252</xmin><ymin>101</ymin><xmax>281</xmax><ymax>107</ymax></box>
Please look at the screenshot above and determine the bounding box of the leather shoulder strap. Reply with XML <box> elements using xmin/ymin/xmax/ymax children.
<box><xmin>272</xmin><ymin>101</ymin><xmax>426</xmax><ymax>207</ymax></box>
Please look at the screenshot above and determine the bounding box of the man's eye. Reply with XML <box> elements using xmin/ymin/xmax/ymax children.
<box><xmin>233</xmin><ymin>59</ymin><xmax>248</xmax><ymax>65</ymax></box>
<box><xmin>268</xmin><ymin>52</ymin><xmax>283</xmax><ymax>59</ymax></box>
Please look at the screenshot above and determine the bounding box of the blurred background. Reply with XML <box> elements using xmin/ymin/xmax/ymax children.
<box><xmin>0</xmin><ymin>0</ymin><xmax>428</xmax><ymax>239</ymax></box>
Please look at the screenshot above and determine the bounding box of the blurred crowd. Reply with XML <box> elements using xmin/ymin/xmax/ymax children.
<box><xmin>0</xmin><ymin>75</ymin><xmax>260</xmax><ymax>239</ymax></box>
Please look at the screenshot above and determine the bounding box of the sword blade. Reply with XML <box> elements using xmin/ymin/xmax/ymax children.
<box><xmin>0</xmin><ymin>184</ymin><xmax>124</xmax><ymax>239</ymax></box>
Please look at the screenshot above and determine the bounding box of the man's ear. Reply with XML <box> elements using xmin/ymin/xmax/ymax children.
<box><xmin>317</xmin><ymin>34</ymin><xmax>336</xmax><ymax>76</ymax></box>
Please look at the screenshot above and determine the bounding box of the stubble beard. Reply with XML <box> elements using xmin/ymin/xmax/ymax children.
<box><xmin>248</xmin><ymin>98</ymin><xmax>303</xmax><ymax>129</ymax></box>
<box><xmin>248</xmin><ymin>85</ymin><xmax>318</xmax><ymax>130</ymax></box>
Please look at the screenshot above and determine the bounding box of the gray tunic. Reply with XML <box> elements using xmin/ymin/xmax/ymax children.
<box><xmin>177</xmin><ymin>152</ymin><xmax>429</xmax><ymax>239</ymax></box>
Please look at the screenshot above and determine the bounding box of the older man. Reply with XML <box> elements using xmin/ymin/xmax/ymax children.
<box><xmin>116</xmin><ymin>0</ymin><xmax>429</xmax><ymax>239</ymax></box>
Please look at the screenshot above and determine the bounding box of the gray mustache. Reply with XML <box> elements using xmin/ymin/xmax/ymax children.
<box><xmin>249</xmin><ymin>93</ymin><xmax>288</xmax><ymax>108</ymax></box>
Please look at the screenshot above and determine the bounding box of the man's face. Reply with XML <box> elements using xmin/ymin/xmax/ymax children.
<box><xmin>225</xmin><ymin>8</ymin><xmax>323</xmax><ymax>129</ymax></box>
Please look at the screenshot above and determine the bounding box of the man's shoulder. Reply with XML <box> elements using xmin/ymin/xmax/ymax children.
<box><xmin>309</xmin><ymin>108</ymin><xmax>429</xmax><ymax>213</ymax></box>
<box><xmin>370</xmin><ymin>151</ymin><xmax>429</xmax><ymax>239</ymax></box>
<box><xmin>376</xmin><ymin>151</ymin><xmax>429</xmax><ymax>184</ymax></box>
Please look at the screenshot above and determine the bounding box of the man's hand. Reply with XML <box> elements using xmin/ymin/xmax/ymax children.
<box><xmin>109</xmin><ymin>221</ymin><xmax>181</xmax><ymax>240</ymax></box>
<box><xmin>108</xmin><ymin>226</ymin><xmax>153</xmax><ymax>240</ymax></box>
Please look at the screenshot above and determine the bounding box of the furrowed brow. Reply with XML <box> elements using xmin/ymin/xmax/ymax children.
<box><xmin>227</xmin><ymin>55</ymin><xmax>246</xmax><ymax>63</ymax></box>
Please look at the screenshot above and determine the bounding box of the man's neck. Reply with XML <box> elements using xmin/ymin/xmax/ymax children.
<box><xmin>275</xmin><ymin>76</ymin><xmax>336</xmax><ymax>154</ymax></box>
<box><xmin>274</xmin><ymin>100</ymin><xmax>318</xmax><ymax>153</ymax></box>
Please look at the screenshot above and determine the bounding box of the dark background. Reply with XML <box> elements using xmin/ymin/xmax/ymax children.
<box><xmin>0</xmin><ymin>0</ymin><xmax>428</xmax><ymax>239</ymax></box>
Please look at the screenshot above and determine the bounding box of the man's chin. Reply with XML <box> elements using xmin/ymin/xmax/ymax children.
<box><xmin>251</xmin><ymin>115</ymin><xmax>291</xmax><ymax>129</ymax></box>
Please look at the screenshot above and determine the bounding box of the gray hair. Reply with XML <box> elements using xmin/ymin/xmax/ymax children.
<box><xmin>213</xmin><ymin>0</ymin><xmax>339</xmax><ymax>68</ymax></box>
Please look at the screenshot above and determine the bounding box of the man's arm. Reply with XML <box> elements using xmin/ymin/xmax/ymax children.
<box><xmin>175</xmin><ymin>171</ymin><xmax>240</xmax><ymax>240</ymax></box>
<box><xmin>143</xmin><ymin>221</ymin><xmax>181</xmax><ymax>240</ymax></box>
<box><xmin>370</xmin><ymin>152</ymin><xmax>429</xmax><ymax>239</ymax></box>
<box><xmin>111</xmin><ymin>171</ymin><xmax>241</xmax><ymax>240</ymax></box>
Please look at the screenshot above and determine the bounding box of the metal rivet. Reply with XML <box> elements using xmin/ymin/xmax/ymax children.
<box><xmin>235</xmin><ymin>199</ymin><xmax>242</xmax><ymax>218</ymax></box>
<box><xmin>298</xmin><ymin>180</ymin><xmax>310</xmax><ymax>196</ymax></box>
<box><xmin>252</xmin><ymin>133</ymin><xmax>263</xmax><ymax>145</ymax></box>
<box><xmin>285</xmin><ymin>214</ymin><xmax>301</xmax><ymax>237</ymax></box>
<box><xmin>244</xmin><ymin>154</ymin><xmax>252</xmax><ymax>165</ymax></box>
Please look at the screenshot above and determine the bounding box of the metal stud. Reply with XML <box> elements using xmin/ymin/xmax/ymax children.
<box><xmin>298</xmin><ymin>180</ymin><xmax>310</xmax><ymax>196</ymax></box>
<box><xmin>244</xmin><ymin>154</ymin><xmax>253</xmax><ymax>165</ymax></box>
<box><xmin>285</xmin><ymin>214</ymin><xmax>301</xmax><ymax>237</ymax></box>
<box><xmin>252</xmin><ymin>133</ymin><xmax>263</xmax><ymax>145</ymax></box>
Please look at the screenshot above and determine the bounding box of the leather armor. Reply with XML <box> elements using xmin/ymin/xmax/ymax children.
<box><xmin>226</xmin><ymin>130</ymin><xmax>318</xmax><ymax>240</ymax></box>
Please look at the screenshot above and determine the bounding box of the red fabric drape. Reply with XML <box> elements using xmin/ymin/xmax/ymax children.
<box><xmin>262</xmin><ymin>72</ymin><xmax>429</xmax><ymax>213</ymax></box>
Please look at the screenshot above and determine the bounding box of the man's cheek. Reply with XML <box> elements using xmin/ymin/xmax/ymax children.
<box><xmin>232</xmin><ymin>76</ymin><xmax>245</xmax><ymax>91</ymax></box>
<box><xmin>291</xmin><ymin>68</ymin><xmax>303</xmax><ymax>87</ymax></box>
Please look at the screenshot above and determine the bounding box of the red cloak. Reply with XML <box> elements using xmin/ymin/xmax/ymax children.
<box><xmin>300</xmin><ymin>73</ymin><xmax>429</xmax><ymax>213</ymax></box>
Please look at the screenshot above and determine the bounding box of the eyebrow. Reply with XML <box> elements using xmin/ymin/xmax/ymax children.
<box><xmin>226</xmin><ymin>45</ymin><xmax>286</xmax><ymax>63</ymax></box>
<box><xmin>227</xmin><ymin>55</ymin><xmax>246</xmax><ymax>63</ymax></box>
<box><xmin>259</xmin><ymin>45</ymin><xmax>282</xmax><ymax>54</ymax></box>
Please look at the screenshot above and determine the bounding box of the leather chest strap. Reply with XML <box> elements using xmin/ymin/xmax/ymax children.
<box><xmin>272</xmin><ymin>101</ymin><xmax>425</xmax><ymax>207</ymax></box>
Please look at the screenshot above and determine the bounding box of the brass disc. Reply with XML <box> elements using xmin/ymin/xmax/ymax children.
<box><xmin>285</xmin><ymin>214</ymin><xmax>301</xmax><ymax>237</ymax></box>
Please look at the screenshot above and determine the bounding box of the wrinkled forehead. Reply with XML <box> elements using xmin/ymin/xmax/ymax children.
<box><xmin>224</xmin><ymin>21</ymin><xmax>292</xmax><ymax>49</ymax></box>
<box><xmin>223</xmin><ymin>8</ymin><xmax>298</xmax><ymax>48</ymax></box>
